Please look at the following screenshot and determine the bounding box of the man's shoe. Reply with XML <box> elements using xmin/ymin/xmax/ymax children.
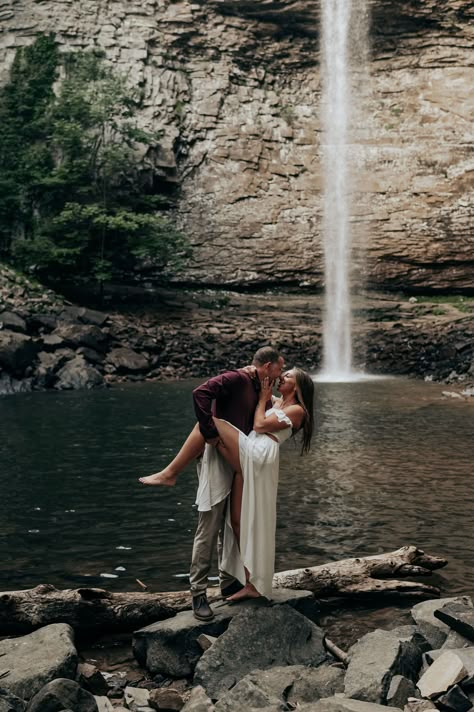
<box><xmin>192</xmin><ymin>593</ymin><xmax>214</xmax><ymax>621</ymax></box>
<box><xmin>220</xmin><ymin>580</ymin><xmax>244</xmax><ymax>598</ymax></box>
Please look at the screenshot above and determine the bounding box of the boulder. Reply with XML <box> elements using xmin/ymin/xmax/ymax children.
<box><xmin>133</xmin><ymin>589</ymin><xmax>317</xmax><ymax>677</ymax></box>
<box><xmin>93</xmin><ymin>699</ymin><xmax>114</xmax><ymax>712</ymax></box>
<box><xmin>52</xmin><ymin>324</ymin><xmax>108</xmax><ymax>352</ymax></box>
<box><xmin>26</xmin><ymin>678</ymin><xmax>98</xmax><ymax>712</ymax></box>
<box><xmin>106</xmin><ymin>347</ymin><xmax>149</xmax><ymax>373</ymax></box>
<box><xmin>148</xmin><ymin>687</ymin><xmax>185</xmax><ymax>710</ymax></box>
<box><xmin>386</xmin><ymin>676</ymin><xmax>419</xmax><ymax>709</ymax></box>
<box><xmin>0</xmin><ymin>331</ymin><xmax>39</xmax><ymax>374</ymax></box>
<box><xmin>411</xmin><ymin>597</ymin><xmax>473</xmax><ymax>650</ymax></box>
<box><xmin>0</xmin><ymin>688</ymin><xmax>25</xmax><ymax>712</ymax></box>
<box><xmin>194</xmin><ymin>605</ymin><xmax>327</xmax><ymax>700</ymax></box>
<box><xmin>0</xmin><ymin>624</ymin><xmax>77</xmax><ymax>701</ymax></box>
<box><xmin>215</xmin><ymin>664</ymin><xmax>344</xmax><ymax>711</ymax></box>
<box><xmin>436</xmin><ymin>685</ymin><xmax>472</xmax><ymax>712</ymax></box>
<box><xmin>435</xmin><ymin>602</ymin><xmax>474</xmax><ymax>643</ymax></box>
<box><xmin>441</xmin><ymin>629</ymin><xmax>474</xmax><ymax>651</ymax></box>
<box><xmin>299</xmin><ymin>698</ymin><xmax>402</xmax><ymax>712</ymax></box>
<box><xmin>76</xmin><ymin>663</ymin><xmax>108</xmax><ymax>696</ymax></box>
<box><xmin>55</xmin><ymin>355</ymin><xmax>104</xmax><ymax>390</ymax></box>
<box><xmin>344</xmin><ymin>626</ymin><xmax>424</xmax><ymax>704</ymax></box>
<box><xmin>180</xmin><ymin>686</ymin><xmax>214</xmax><ymax>712</ymax></box>
<box><xmin>0</xmin><ymin>311</ymin><xmax>26</xmax><ymax>333</ymax></box>
<box><xmin>124</xmin><ymin>686</ymin><xmax>150</xmax><ymax>710</ymax></box>
<box><xmin>417</xmin><ymin>651</ymin><xmax>468</xmax><ymax>698</ymax></box>
<box><xmin>60</xmin><ymin>306</ymin><xmax>108</xmax><ymax>327</ymax></box>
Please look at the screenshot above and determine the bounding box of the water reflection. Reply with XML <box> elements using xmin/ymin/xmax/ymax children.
<box><xmin>1</xmin><ymin>379</ymin><xmax>472</xmax><ymax>641</ymax></box>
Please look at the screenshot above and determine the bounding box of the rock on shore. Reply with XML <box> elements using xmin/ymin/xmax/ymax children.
<box><xmin>1</xmin><ymin>264</ymin><xmax>473</xmax><ymax>395</ymax></box>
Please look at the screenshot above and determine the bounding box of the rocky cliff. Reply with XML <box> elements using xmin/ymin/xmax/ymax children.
<box><xmin>0</xmin><ymin>0</ymin><xmax>473</xmax><ymax>290</ymax></box>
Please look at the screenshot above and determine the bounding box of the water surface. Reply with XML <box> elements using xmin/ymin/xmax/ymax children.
<box><xmin>1</xmin><ymin>378</ymin><xmax>472</xmax><ymax>642</ymax></box>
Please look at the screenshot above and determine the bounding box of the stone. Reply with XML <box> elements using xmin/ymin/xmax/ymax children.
<box><xmin>124</xmin><ymin>686</ymin><xmax>151</xmax><ymax>710</ymax></box>
<box><xmin>214</xmin><ymin>664</ymin><xmax>344</xmax><ymax>711</ymax></box>
<box><xmin>94</xmin><ymin>698</ymin><xmax>114</xmax><ymax>712</ymax></box>
<box><xmin>441</xmin><ymin>629</ymin><xmax>474</xmax><ymax>651</ymax></box>
<box><xmin>0</xmin><ymin>331</ymin><xmax>39</xmax><ymax>374</ymax></box>
<box><xmin>180</xmin><ymin>686</ymin><xmax>214</xmax><ymax>712</ymax></box>
<box><xmin>411</xmin><ymin>598</ymin><xmax>473</xmax><ymax>650</ymax></box>
<box><xmin>435</xmin><ymin>603</ymin><xmax>474</xmax><ymax>643</ymax></box>
<box><xmin>194</xmin><ymin>605</ymin><xmax>327</xmax><ymax>700</ymax></box>
<box><xmin>299</xmin><ymin>698</ymin><xmax>402</xmax><ymax>712</ymax></box>
<box><xmin>0</xmin><ymin>311</ymin><xmax>26</xmax><ymax>333</ymax></box>
<box><xmin>77</xmin><ymin>663</ymin><xmax>109</xmax><ymax>696</ymax></box>
<box><xmin>417</xmin><ymin>651</ymin><xmax>468</xmax><ymax>698</ymax></box>
<box><xmin>148</xmin><ymin>688</ymin><xmax>184</xmax><ymax>710</ymax></box>
<box><xmin>197</xmin><ymin>635</ymin><xmax>217</xmax><ymax>652</ymax></box>
<box><xmin>404</xmin><ymin>701</ymin><xmax>437</xmax><ymax>712</ymax></box>
<box><xmin>133</xmin><ymin>589</ymin><xmax>317</xmax><ymax>677</ymax></box>
<box><xmin>52</xmin><ymin>324</ymin><xmax>108</xmax><ymax>352</ymax></box>
<box><xmin>26</xmin><ymin>678</ymin><xmax>98</xmax><ymax>712</ymax></box>
<box><xmin>386</xmin><ymin>676</ymin><xmax>419</xmax><ymax>709</ymax></box>
<box><xmin>0</xmin><ymin>688</ymin><xmax>25</xmax><ymax>712</ymax></box>
<box><xmin>55</xmin><ymin>355</ymin><xmax>104</xmax><ymax>390</ymax></box>
<box><xmin>106</xmin><ymin>347</ymin><xmax>149</xmax><ymax>373</ymax></box>
<box><xmin>344</xmin><ymin>627</ymin><xmax>423</xmax><ymax>704</ymax></box>
<box><xmin>60</xmin><ymin>306</ymin><xmax>108</xmax><ymax>327</ymax></box>
<box><xmin>0</xmin><ymin>624</ymin><xmax>78</xmax><ymax>701</ymax></box>
<box><xmin>436</xmin><ymin>685</ymin><xmax>472</xmax><ymax>712</ymax></box>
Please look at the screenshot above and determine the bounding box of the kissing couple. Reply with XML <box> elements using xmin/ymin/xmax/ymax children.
<box><xmin>140</xmin><ymin>346</ymin><xmax>314</xmax><ymax>621</ymax></box>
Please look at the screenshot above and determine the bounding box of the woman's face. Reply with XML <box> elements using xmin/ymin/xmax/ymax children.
<box><xmin>277</xmin><ymin>369</ymin><xmax>296</xmax><ymax>395</ymax></box>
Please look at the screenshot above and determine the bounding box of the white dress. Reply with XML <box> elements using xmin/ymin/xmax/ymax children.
<box><xmin>220</xmin><ymin>407</ymin><xmax>293</xmax><ymax>599</ymax></box>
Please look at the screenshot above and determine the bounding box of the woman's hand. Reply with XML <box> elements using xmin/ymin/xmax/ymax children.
<box><xmin>259</xmin><ymin>377</ymin><xmax>274</xmax><ymax>402</ymax></box>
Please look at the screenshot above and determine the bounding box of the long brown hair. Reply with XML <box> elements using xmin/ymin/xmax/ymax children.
<box><xmin>293</xmin><ymin>368</ymin><xmax>314</xmax><ymax>454</ymax></box>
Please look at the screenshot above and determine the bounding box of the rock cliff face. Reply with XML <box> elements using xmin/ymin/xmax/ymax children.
<box><xmin>0</xmin><ymin>0</ymin><xmax>473</xmax><ymax>290</ymax></box>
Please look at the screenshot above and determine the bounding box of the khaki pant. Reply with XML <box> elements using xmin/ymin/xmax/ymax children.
<box><xmin>189</xmin><ymin>497</ymin><xmax>235</xmax><ymax>595</ymax></box>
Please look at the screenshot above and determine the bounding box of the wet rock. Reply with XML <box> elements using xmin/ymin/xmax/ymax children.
<box><xmin>0</xmin><ymin>373</ymin><xmax>32</xmax><ymax>395</ymax></box>
<box><xmin>0</xmin><ymin>688</ymin><xmax>25</xmax><ymax>712</ymax></box>
<box><xmin>77</xmin><ymin>663</ymin><xmax>109</xmax><ymax>697</ymax></box>
<box><xmin>215</xmin><ymin>664</ymin><xmax>344</xmax><ymax>711</ymax></box>
<box><xmin>106</xmin><ymin>347</ymin><xmax>149</xmax><ymax>373</ymax></box>
<box><xmin>0</xmin><ymin>311</ymin><xmax>26</xmax><ymax>333</ymax></box>
<box><xmin>435</xmin><ymin>602</ymin><xmax>474</xmax><ymax>643</ymax></box>
<box><xmin>26</xmin><ymin>678</ymin><xmax>98</xmax><ymax>712</ymax></box>
<box><xmin>417</xmin><ymin>651</ymin><xmax>468</xmax><ymax>698</ymax></box>
<box><xmin>0</xmin><ymin>624</ymin><xmax>78</xmax><ymax>701</ymax></box>
<box><xmin>180</xmin><ymin>686</ymin><xmax>214</xmax><ymax>712</ymax></box>
<box><xmin>436</xmin><ymin>685</ymin><xmax>472</xmax><ymax>712</ymax></box>
<box><xmin>52</xmin><ymin>324</ymin><xmax>108</xmax><ymax>353</ymax></box>
<box><xmin>148</xmin><ymin>687</ymin><xmax>185</xmax><ymax>710</ymax></box>
<box><xmin>344</xmin><ymin>627</ymin><xmax>423</xmax><ymax>704</ymax></box>
<box><xmin>194</xmin><ymin>605</ymin><xmax>327</xmax><ymax>700</ymax></box>
<box><xmin>133</xmin><ymin>589</ymin><xmax>317</xmax><ymax>677</ymax></box>
<box><xmin>55</xmin><ymin>355</ymin><xmax>104</xmax><ymax>390</ymax></box>
<box><xmin>0</xmin><ymin>331</ymin><xmax>39</xmax><ymax>374</ymax></box>
<box><xmin>411</xmin><ymin>598</ymin><xmax>473</xmax><ymax>650</ymax></box>
<box><xmin>386</xmin><ymin>676</ymin><xmax>419</xmax><ymax>709</ymax></box>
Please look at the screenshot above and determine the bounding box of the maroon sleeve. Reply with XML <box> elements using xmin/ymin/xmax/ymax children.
<box><xmin>193</xmin><ymin>371</ymin><xmax>240</xmax><ymax>440</ymax></box>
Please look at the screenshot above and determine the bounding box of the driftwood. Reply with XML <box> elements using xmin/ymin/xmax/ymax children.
<box><xmin>0</xmin><ymin>546</ymin><xmax>447</xmax><ymax>635</ymax></box>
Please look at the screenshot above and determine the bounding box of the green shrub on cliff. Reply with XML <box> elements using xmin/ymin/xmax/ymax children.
<box><xmin>0</xmin><ymin>35</ymin><xmax>189</xmax><ymax>292</ymax></box>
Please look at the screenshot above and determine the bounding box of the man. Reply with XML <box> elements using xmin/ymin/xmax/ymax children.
<box><xmin>190</xmin><ymin>346</ymin><xmax>284</xmax><ymax>621</ymax></box>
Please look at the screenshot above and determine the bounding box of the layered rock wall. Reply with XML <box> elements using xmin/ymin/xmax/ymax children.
<box><xmin>0</xmin><ymin>0</ymin><xmax>473</xmax><ymax>290</ymax></box>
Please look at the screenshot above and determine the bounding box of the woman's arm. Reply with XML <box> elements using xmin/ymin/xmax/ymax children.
<box><xmin>253</xmin><ymin>378</ymin><xmax>304</xmax><ymax>433</ymax></box>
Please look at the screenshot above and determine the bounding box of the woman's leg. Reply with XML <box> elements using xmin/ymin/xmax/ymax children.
<box><xmin>213</xmin><ymin>418</ymin><xmax>261</xmax><ymax>601</ymax></box>
<box><xmin>139</xmin><ymin>423</ymin><xmax>205</xmax><ymax>486</ymax></box>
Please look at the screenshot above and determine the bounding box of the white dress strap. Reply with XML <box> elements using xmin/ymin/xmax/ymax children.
<box><xmin>270</xmin><ymin>407</ymin><xmax>293</xmax><ymax>429</ymax></box>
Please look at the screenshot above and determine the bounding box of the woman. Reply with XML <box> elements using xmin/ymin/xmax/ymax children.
<box><xmin>140</xmin><ymin>368</ymin><xmax>314</xmax><ymax>601</ymax></box>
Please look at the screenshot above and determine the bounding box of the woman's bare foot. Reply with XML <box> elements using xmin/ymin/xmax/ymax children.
<box><xmin>226</xmin><ymin>583</ymin><xmax>261</xmax><ymax>602</ymax></box>
<box><xmin>139</xmin><ymin>469</ymin><xmax>177</xmax><ymax>486</ymax></box>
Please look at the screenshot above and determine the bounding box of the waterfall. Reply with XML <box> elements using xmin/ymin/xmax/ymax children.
<box><xmin>320</xmin><ymin>0</ymin><xmax>369</xmax><ymax>380</ymax></box>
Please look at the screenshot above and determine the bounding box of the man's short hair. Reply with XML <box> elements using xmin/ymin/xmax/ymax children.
<box><xmin>252</xmin><ymin>346</ymin><xmax>281</xmax><ymax>366</ymax></box>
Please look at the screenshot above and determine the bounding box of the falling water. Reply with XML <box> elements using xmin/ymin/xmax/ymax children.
<box><xmin>320</xmin><ymin>0</ymin><xmax>369</xmax><ymax>381</ymax></box>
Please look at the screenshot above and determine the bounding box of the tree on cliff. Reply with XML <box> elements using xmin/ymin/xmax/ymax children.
<box><xmin>0</xmin><ymin>34</ymin><xmax>189</xmax><ymax>293</ymax></box>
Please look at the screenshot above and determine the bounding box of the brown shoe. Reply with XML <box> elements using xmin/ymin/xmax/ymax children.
<box><xmin>192</xmin><ymin>593</ymin><xmax>214</xmax><ymax>621</ymax></box>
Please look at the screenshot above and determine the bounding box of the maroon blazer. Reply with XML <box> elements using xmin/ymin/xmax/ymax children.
<box><xmin>193</xmin><ymin>369</ymin><xmax>260</xmax><ymax>440</ymax></box>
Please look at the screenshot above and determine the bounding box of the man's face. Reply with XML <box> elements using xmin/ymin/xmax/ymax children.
<box><xmin>267</xmin><ymin>356</ymin><xmax>285</xmax><ymax>381</ymax></box>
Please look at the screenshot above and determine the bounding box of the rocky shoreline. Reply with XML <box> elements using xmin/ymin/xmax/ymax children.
<box><xmin>2</xmin><ymin>591</ymin><xmax>474</xmax><ymax>712</ymax></box>
<box><xmin>0</xmin><ymin>265</ymin><xmax>473</xmax><ymax>397</ymax></box>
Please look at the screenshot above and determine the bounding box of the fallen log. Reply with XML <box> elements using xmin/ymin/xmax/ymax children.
<box><xmin>0</xmin><ymin>546</ymin><xmax>446</xmax><ymax>635</ymax></box>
